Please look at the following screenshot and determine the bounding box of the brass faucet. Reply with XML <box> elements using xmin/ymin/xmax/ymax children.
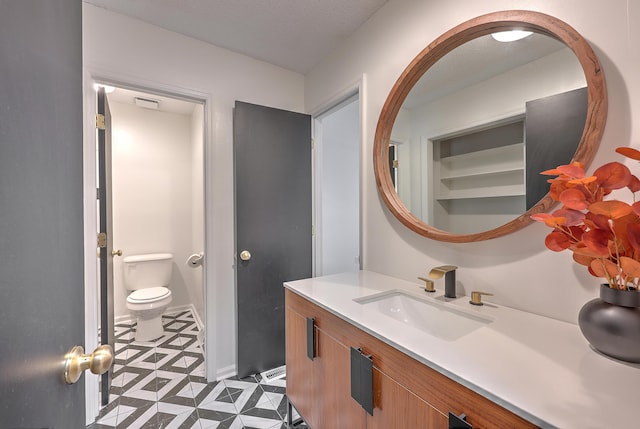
<box><xmin>429</xmin><ymin>265</ymin><xmax>458</xmax><ymax>298</ymax></box>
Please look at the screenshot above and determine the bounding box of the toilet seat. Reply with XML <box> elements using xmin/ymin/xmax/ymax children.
<box><xmin>127</xmin><ymin>286</ymin><xmax>171</xmax><ymax>303</ymax></box>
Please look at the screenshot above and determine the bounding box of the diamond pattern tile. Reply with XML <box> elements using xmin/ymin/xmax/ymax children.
<box><xmin>88</xmin><ymin>310</ymin><xmax>308</xmax><ymax>428</ymax></box>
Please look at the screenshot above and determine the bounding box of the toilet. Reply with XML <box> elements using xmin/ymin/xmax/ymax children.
<box><xmin>123</xmin><ymin>253</ymin><xmax>174</xmax><ymax>341</ymax></box>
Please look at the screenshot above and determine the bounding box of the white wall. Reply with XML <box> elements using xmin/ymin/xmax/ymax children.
<box><xmin>83</xmin><ymin>3</ymin><xmax>305</xmax><ymax>378</ymax></box>
<box><xmin>109</xmin><ymin>101</ymin><xmax>202</xmax><ymax>320</ymax></box>
<box><xmin>305</xmin><ymin>0</ymin><xmax>640</xmax><ymax>324</ymax></box>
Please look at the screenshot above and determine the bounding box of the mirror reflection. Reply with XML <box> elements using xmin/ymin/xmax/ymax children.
<box><xmin>389</xmin><ymin>32</ymin><xmax>587</xmax><ymax>235</ymax></box>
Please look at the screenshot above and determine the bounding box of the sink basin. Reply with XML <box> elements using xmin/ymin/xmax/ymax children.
<box><xmin>354</xmin><ymin>290</ymin><xmax>492</xmax><ymax>341</ymax></box>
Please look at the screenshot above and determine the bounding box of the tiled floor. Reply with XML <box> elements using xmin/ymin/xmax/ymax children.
<box><xmin>89</xmin><ymin>310</ymin><xmax>307</xmax><ymax>429</ymax></box>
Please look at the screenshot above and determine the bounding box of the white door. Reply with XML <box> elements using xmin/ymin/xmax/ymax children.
<box><xmin>314</xmin><ymin>95</ymin><xmax>361</xmax><ymax>276</ymax></box>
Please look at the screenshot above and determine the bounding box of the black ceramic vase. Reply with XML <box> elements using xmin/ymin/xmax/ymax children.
<box><xmin>578</xmin><ymin>284</ymin><xmax>640</xmax><ymax>363</ymax></box>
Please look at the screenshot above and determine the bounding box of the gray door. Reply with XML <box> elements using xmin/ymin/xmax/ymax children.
<box><xmin>525</xmin><ymin>87</ymin><xmax>588</xmax><ymax>209</ymax></box>
<box><xmin>0</xmin><ymin>1</ymin><xmax>86</xmax><ymax>427</ymax></box>
<box><xmin>97</xmin><ymin>87</ymin><xmax>116</xmax><ymax>406</ymax></box>
<box><xmin>234</xmin><ymin>101</ymin><xmax>312</xmax><ymax>378</ymax></box>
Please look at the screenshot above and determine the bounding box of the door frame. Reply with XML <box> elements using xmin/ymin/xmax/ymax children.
<box><xmin>309</xmin><ymin>75</ymin><xmax>366</xmax><ymax>276</ymax></box>
<box><xmin>82</xmin><ymin>68</ymin><xmax>215</xmax><ymax>424</ymax></box>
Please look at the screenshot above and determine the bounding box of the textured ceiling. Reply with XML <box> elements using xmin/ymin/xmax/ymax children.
<box><xmin>84</xmin><ymin>0</ymin><xmax>389</xmax><ymax>74</ymax></box>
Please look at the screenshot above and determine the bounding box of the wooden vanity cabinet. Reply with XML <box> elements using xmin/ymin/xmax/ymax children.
<box><xmin>285</xmin><ymin>293</ymin><xmax>366</xmax><ymax>428</ymax></box>
<box><xmin>285</xmin><ymin>289</ymin><xmax>538</xmax><ymax>429</ymax></box>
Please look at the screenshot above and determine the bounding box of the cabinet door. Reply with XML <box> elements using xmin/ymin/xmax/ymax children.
<box><xmin>286</xmin><ymin>306</ymin><xmax>366</xmax><ymax>428</ymax></box>
<box><xmin>368</xmin><ymin>367</ymin><xmax>447</xmax><ymax>429</ymax></box>
<box><xmin>285</xmin><ymin>307</ymin><xmax>317</xmax><ymax>425</ymax></box>
<box><xmin>315</xmin><ymin>328</ymin><xmax>367</xmax><ymax>429</ymax></box>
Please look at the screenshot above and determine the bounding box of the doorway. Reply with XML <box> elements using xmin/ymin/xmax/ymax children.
<box><xmin>313</xmin><ymin>93</ymin><xmax>361</xmax><ymax>276</ymax></box>
<box><xmin>104</xmin><ymin>86</ymin><xmax>205</xmax><ymax>330</ymax></box>
<box><xmin>86</xmin><ymin>82</ymin><xmax>208</xmax><ymax>423</ymax></box>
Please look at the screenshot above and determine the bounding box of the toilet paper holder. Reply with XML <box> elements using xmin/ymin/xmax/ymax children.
<box><xmin>186</xmin><ymin>252</ymin><xmax>204</xmax><ymax>268</ymax></box>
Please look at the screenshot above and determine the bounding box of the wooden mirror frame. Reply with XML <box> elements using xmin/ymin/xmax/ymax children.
<box><xmin>373</xmin><ymin>10</ymin><xmax>607</xmax><ymax>242</ymax></box>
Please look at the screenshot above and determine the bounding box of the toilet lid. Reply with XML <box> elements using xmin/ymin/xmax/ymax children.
<box><xmin>128</xmin><ymin>287</ymin><xmax>171</xmax><ymax>302</ymax></box>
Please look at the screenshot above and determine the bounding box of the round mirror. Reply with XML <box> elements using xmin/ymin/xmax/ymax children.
<box><xmin>374</xmin><ymin>10</ymin><xmax>607</xmax><ymax>242</ymax></box>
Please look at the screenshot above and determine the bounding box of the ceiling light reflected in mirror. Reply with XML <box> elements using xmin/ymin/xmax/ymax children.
<box><xmin>491</xmin><ymin>30</ymin><xmax>533</xmax><ymax>42</ymax></box>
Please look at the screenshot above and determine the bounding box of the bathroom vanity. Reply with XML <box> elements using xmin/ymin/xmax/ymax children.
<box><xmin>284</xmin><ymin>271</ymin><xmax>640</xmax><ymax>428</ymax></box>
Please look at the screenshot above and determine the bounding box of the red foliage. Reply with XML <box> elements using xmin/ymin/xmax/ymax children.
<box><xmin>616</xmin><ymin>147</ymin><xmax>640</xmax><ymax>160</ymax></box>
<box><xmin>532</xmin><ymin>150</ymin><xmax>640</xmax><ymax>290</ymax></box>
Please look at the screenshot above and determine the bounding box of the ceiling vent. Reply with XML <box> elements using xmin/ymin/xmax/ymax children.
<box><xmin>134</xmin><ymin>97</ymin><xmax>160</xmax><ymax>110</ymax></box>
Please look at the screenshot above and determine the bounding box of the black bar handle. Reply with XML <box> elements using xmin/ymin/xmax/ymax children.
<box><xmin>360</xmin><ymin>352</ymin><xmax>373</xmax><ymax>415</ymax></box>
<box><xmin>350</xmin><ymin>347</ymin><xmax>361</xmax><ymax>405</ymax></box>
<box><xmin>449</xmin><ymin>412</ymin><xmax>472</xmax><ymax>429</ymax></box>
<box><xmin>306</xmin><ymin>317</ymin><xmax>315</xmax><ymax>360</ymax></box>
<box><xmin>350</xmin><ymin>347</ymin><xmax>374</xmax><ymax>416</ymax></box>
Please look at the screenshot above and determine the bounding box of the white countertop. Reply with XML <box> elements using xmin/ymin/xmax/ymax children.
<box><xmin>284</xmin><ymin>270</ymin><xmax>640</xmax><ymax>429</ymax></box>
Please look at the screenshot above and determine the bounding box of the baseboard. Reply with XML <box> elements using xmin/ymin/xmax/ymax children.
<box><xmin>216</xmin><ymin>364</ymin><xmax>237</xmax><ymax>381</ymax></box>
<box><xmin>114</xmin><ymin>304</ymin><xmax>199</xmax><ymax>325</ymax></box>
<box><xmin>114</xmin><ymin>313</ymin><xmax>135</xmax><ymax>325</ymax></box>
<box><xmin>188</xmin><ymin>303</ymin><xmax>204</xmax><ymax>331</ymax></box>
<box><xmin>187</xmin><ymin>303</ymin><xmax>206</xmax><ymax>352</ymax></box>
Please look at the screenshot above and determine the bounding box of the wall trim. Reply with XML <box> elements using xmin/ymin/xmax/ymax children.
<box><xmin>309</xmin><ymin>75</ymin><xmax>365</xmax><ymax>117</ymax></box>
<box><xmin>113</xmin><ymin>304</ymin><xmax>201</xmax><ymax>325</ymax></box>
<box><xmin>216</xmin><ymin>364</ymin><xmax>237</xmax><ymax>381</ymax></box>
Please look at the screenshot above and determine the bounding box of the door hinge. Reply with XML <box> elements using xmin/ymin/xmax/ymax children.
<box><xmin>392</xmin><ymin>159</ymin><xmax>399</xmax><ymax>169</ymax></box>
<box><xmin>96</xmin><ymin>114</ymin><xmax>105</xmax><ymax>130</ymax></box>
<box><xmin>96</xmin><ymin>188</ymin><xmax>100</xmax><ymax>200</ymax></box>
<box><xmin>312</xmin><ymin>225</ymin><xmax>315</xmax><ymax>236</ymax></box>
<box><xmin>311</xmin><ymin>138</ymin><xmax>315</xmax><ymax>150</ymax></box>
<box><xmin>97</xmin><ymin>232</ymin><xmax>107</xmax><ymax>248</ymax></box>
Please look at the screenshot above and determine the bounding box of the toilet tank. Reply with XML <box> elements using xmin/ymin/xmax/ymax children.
<box><xmin>123</xmin><ymin>253</ymin><xmax>173</xmax><ymax>291</ymax></box>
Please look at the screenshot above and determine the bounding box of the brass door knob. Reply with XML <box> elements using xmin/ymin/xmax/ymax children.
<box><xmin>240</xmin><ymin>250</ymin><xmax>251</xmax><ymax>261</ymax></box>
<box><xmin>470</xmin><ymin>291</ymin><xmax>494</xmax><ymax>306</ymax></box>
<box><xmin>64</xmin><ymin>344</ymin><xmax>114</xmax><ymax>384</ymax></box>
<box><xmin>111</xmin><ymin>249</ymin><xmax>122</xmax><ymax>256</ymax></box>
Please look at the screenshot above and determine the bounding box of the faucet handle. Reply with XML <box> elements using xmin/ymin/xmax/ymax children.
<box><xmin>417</xmin><ymin>277</ymin><xmax>436</xmax><ymax>293</ymax></box>
<box><xmin>469</xmin><ymin>291</ymin><xmax>493</xmax><ymax>306</ymax></box>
